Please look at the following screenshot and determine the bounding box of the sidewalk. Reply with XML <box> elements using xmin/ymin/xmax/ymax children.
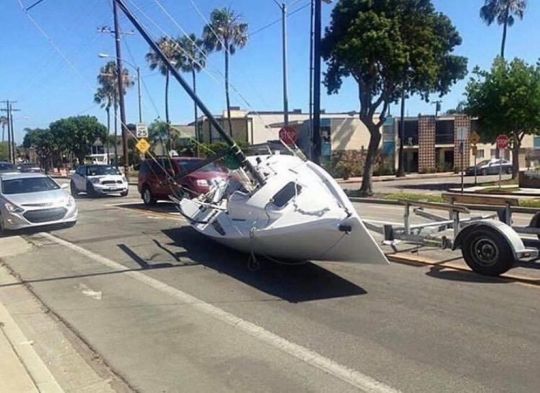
<box><xmin>0</xmin><ymin>237</ymin><xmax>64</xmax><ymax>393</ymax></box>
<box><xmin>336</xmin><ymin>171</ymin><xmax>455</xmax><ymax>184</ymax></box>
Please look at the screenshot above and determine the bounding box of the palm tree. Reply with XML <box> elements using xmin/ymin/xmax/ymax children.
<box><xmin>203</xmin><ymin>8</ymin><xmax>248</xmax><ymax>135</ymax></box>
<box><xmin>95</xmin><ymin>61</ymin><xmax>134</xmax><ymax>165</ymax></box>
<box><xmin>176</xmin><ymin>34</ymin><xmax>206</xmax><ymax>148</ymax></box>
<box><xmin>480</xmin><ymin>0</ymin><xmax>527</xmax><ymax>59</ymax></box>
<box><xmin>0</xmin><ymin>116</ymin><xmax>7</xmax><ymax>142</ymax></box>
<box><xmin>145</xmin><ymin>37</ymin><xmax>180</xmax><ymax>149</ymax></box>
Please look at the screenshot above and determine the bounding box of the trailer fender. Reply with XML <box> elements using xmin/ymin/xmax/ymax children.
<box><xmin>453</xmin><ymin>220</ymin><xmax>527</xmax><ymax>260</ymax></box>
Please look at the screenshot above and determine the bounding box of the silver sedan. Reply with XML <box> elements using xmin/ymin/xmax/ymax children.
<box><xmin>0</xmin><ymin>173</ymin><xmax>77</xmax><ymax>233</ymax></box>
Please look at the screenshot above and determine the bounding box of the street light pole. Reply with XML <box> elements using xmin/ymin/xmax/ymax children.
<box><xmin>312</xmin><ymin>0</ymin><xmax>322</xmax><ymax>164</ymax></box>
<box><xmin>281</xmin><ymin>2</ymin><xmax>289</xmax><ymax>126</ymax></box>
<box><xmin>113</xmin><ymin>1</ymin><xmax>129</xmax><ymax>178</ymax></box>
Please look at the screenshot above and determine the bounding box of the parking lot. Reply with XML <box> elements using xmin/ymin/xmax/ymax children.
<box><xmin>0</xmin><ymin>183</ymin><xmax>538</xmax><ymax>393</ymax></box>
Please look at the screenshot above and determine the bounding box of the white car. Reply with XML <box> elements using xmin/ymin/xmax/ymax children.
<box><xmin>70</xmin><ymin>165</ymin><xmax>128</xmax><ymax>197</ymax></box>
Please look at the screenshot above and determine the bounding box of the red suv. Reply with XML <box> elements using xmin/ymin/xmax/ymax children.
<box><xmin>138</xmin><ymin>157</ymin><xmax>228</xmax><ymax>205</ymax></box>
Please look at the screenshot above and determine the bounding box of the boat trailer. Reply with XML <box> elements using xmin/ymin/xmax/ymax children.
<box><xmin>363</xmin><ymin>194</ymin><xmax>540</xmax><ymax>276</ymax></box>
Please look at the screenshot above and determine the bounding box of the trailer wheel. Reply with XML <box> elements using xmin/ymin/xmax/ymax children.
<box><xmin>529</xmin><ymin>212</ymin><xmax>540</xmax><ymax>240</ymax></box>
<box><xmin>462</xmin><ymin>228</ymin><xmax>515</xmax><ymax>276</ymax></box>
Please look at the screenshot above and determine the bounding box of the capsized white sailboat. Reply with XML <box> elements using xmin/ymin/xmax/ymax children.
<box><xmin>114</xmin><ymin>0</ymin><xmax>387</xmax><ymax>264</ymax></box>
<box><xmin>177</xmin><ymin>153</ymin><xmax>388</xmax><ymax>264</ymax></box>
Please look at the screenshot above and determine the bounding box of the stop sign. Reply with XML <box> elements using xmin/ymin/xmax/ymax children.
<box><xmin>496</xmin><ymin>134</ymin><xmax>510</xmax><ymax>149</ymax></box>
<box><xmin>279</xmin><ymin>126</ymin><xmax>297</xmax><ymax>145</ymax></box>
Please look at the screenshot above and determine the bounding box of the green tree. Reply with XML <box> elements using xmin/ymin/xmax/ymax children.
<box><xmin>177</xmin><ymin>33</ymin><xmax>206</xmax><ymax>144</ymax></box>
<box><xmin>480</xmin><ymin>0</ymin><xmax>527</xmax><ymax>59</ymax></box>
<box><xmin>49</xmin><ymin>116</ymin><xmax>107</xmax><ymax>165</ymax></box>
<box><xmin>0</xmin><ymin>142</ymin><xmax>8</xmax><ymax>161</ymax></box>
<box><xmin>22</xmin><ymin>128</ymin><xmax>58</xmax><ymax>172</ymax></box>
<box><xmin>321</xmin><ymin>0</ymin><xmax>467</xmax><ymax>195</ymax></box>
<box><xmin>145</xmin><ymin>37</ymin><xmax>180</xmax><ymax>146</ymax></box>
<box><xmin>203</xmin><ymin>8</ymin><xmax>248</xmax><ymax>135</ymax></box>
<box><xmin>465</xmin><ymin>57</ymin><xmax>540</xmax><ymax>178</ymax></box>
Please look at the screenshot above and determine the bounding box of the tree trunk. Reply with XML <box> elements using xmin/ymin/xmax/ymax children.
<box><xmin>501</xmin><ymin>5</ymin><xmax>510</xmax><ymax>59</ymax></box>
<box><xmin>193</xmin><ymin>69</ymin><xmax>199</xmax><ymax>156</ymax></box>
<box><xmin>512</xmin><ymin>134</ymin><xmax>521</xmax><ymax>179</ymax></box>
<box><xmin>224</xmin><ymin>48</ymin><xmax>233</xmax><ymax>137</ymax></box>
<box><xmin>165</xmin><ymin>69</ymin><xmax>171</xmax><ymax>151</ymax></box>
<box><xmin>359</xmin><ymin>123</ymin><xmax>382</xmax><ymax>197</ymax></box>
<box><xmin>114</xmin><ymin>103</ymin><xmax>119</xmax><ymax>168</ymax></box>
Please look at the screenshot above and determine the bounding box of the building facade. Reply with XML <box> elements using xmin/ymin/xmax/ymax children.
<box><xmin>193</xmin><ymin>108</ymin><xmax>540</xmax><ymax>173</ymax></box>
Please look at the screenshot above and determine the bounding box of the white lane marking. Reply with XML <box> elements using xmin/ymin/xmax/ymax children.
<box><xmin>77</xmin><ymin>283</ymin><xmax>102</xmax><ymax>300</ymax></box>
<box><xmin>40</xmin><ymin>232</ymin><xmax>400</xmax><ymax>393</ymax></box>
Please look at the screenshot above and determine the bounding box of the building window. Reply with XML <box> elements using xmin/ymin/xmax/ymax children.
<box><xmin>534</xmin><ymin>136</ymin><xmax>540</xmax><ymax>149</ymax></box>
<box><xmin>476</xmin><ymin>149</ymin><xmax>485</xmax><ymax>159</ymax></box>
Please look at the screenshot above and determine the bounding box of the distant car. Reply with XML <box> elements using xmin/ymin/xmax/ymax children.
<box><xmin>138</xmin><ymin>157</ymin><xmax>228</xmax><ymax>205</ymax></box>
<box><xmin>465</xmin><ymin>159</ymin><xmax>513</xmax><ymax>176</ymax></box>
<box><xmin>0</xmin><ymin>172</ymin><xmax>77</xmax><ymax>233</ymax></box>
<box><xmin>70</xmin><ymin>165</ymin><xmax>129</xmax><ymax>197</ymax></box>
<box><xmin>17</xmin><ymin>163</ymin><xmax>42</xmax><ymax>173</ymax></box>
<box><xmin>0</xmin><ymin>161</ymin><xmax>17</xmax><ymax>173</ymax></box>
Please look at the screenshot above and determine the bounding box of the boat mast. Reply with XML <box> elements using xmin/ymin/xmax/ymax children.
<box><xmin>113</xmin><ymin>0</ymin><xmax>266</xmax><ymax>187</ymax></box>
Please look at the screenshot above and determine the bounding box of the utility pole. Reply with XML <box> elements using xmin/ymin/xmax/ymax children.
<box><xmin>113</xmin><ymin>1</ymin><xmax>129</xmax><ymax>178</ymax></box>
<box><xmin>312</xmin><ymin>0</ymin><xmax>322</xmax><ymax>164</ymax></box>
<box><xmin>1</xmin><ymin>100</ymin><xmax>20</xmax><ymax>164</ymax></box>
<box><xmin>308</xmin><ymin>0</ymin><xmax>314</xmax><ymax>159</ymax></box>
<box><xmin>281</xmin><ymin>2</ymin><xmax>289</xmax><ymax>126</ymax></box>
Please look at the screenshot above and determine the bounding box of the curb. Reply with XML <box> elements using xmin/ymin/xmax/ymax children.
<box><xmin>337</xmin><ymin>172</ymin><xmax>456</xmax><ymax>184</ymax></box>
<box><xmin>387</xmin><ymin>253</ymin><xmax>540</xmax><ymax>287</ymax></box>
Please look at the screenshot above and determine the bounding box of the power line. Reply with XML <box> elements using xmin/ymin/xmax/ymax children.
<box><xmin>251</xmin><ymin>1</ymin><xmax>310</xmax><ymax>37</ymax></box>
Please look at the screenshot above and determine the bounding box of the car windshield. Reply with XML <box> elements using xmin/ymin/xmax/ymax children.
<box><xmin>86</xmin><ymin>166</ymin><xmax>120</xmax><ymax>176</ymax></box>
<box><xmin>0</xmin><ymin>162</ymin><xmax>16</xmax><ymax>172</ymax></box>
<box><xmin>476</xmin><ymin>160</ymin><xmax>492</xmax><ymax>166</ymax></box>
<box><xmin>1</xmin><ymin>177</ymin><xmax>60</xmax><ymax>194</ymax></box>
<box><xmin>178</xmin><ymin>160</ymin><xmax>225</xmax><ymax>173</ymax></box>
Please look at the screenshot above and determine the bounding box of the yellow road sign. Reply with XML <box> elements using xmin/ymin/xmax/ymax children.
<box><xmin>469</xmin><ymin>131</ymin><xmax>481</xmax><ymax>145</ymax></box>
<box><xmin>135</xmin><ymin>138</ymin><xmax>151</xmax><ymax>154</ymax></box>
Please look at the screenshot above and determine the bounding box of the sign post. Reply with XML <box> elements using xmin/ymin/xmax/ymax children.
<box><xmin>469</xmin><ymin>131</ymin><xmax>480</xmax><ymax>185</ymax></box>
<box><xmin>496</xmin><ymin>134</ymin><xmax>509</xmax><ymax>189</ymax></box>
<box><xmin>457</xmin><ymin>127</ymin><xmax>469</xmax><ymax>193</ymax></box>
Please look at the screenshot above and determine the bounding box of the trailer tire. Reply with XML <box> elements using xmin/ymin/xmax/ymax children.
<box><xmin>462</xmin><ymin>228</ymin><xmax>515</xmax><ymax>276</ymax></box>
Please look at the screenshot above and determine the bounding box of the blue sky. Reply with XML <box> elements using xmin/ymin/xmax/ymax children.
<box><xmin>2</xmin><ymin>0</ymin><xmax>540</xmax><ymax>143</ymax></box>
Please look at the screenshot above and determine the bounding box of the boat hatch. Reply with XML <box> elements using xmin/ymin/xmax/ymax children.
<box><xmin>272</xmin><ymin>182</ymin><xmax>302</xmax><ymax>208</ymax></box>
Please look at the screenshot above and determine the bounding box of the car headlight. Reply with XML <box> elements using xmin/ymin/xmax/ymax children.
<box><xmin>122</xmin><ymin>176</ymin><xmax>127</xmax><ymax>183</ymax></box>
<box><xmin>90</xmin><ymin>178</ymin><xmax>100</xmax><ymax>184</ymax></box>
<box><xmin>66</xmin><ymin>196</ymin><xmax>75</xmax><ymax>207</ymax></box>
<box><xmin>196</xmin><ymin>179</ymin><xmax>208</xmax><ymax>187</ymax></box>
<box><xmin>4</xmin><ymin>202</ymin><xmax>24</xmax><ymax>213</ymax></box>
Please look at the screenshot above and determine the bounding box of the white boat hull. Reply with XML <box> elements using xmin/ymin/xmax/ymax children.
<box><xmin>178</xmin><ymin>155</ymin><xmax>388</xmax><ymax>265</ymax></box>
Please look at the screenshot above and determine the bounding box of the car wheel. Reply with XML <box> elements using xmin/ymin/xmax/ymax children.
<box><xmin>120</xmin><ymin>190</ymin><xmax>129</xmax><ymax>197</ymax></box>
<box><xmin>0</xmin><ymin>214</ymin><xmax>10</xmax><ymax>237</ymax></box>
<box><xmin>70</xmin><ymin>181</ymin><xmax>79</xmax><ymax>198</ymax></box>
<box><xmin>462</xmin><ymin>228</ymin><xmax>514</xmax><ymax>276</ymax></box>
<box><xmin>505</xmin><ymin>167</ymin><xmax>512</xmax><ymax>175</ymax></box>
<box><xmin>142</xmin><ymin>187</ymin><xmax>156</xmax><ymax>206</ymax></box>
<box><xmin>86</xmin><ymin>182</ymin><xmax>97</xmax><ymax>198</ymax></box>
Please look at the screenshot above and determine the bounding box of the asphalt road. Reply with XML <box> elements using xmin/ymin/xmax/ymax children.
<box><xmin>1</xmin><ymin>187</ymin><xmax>539</xmax><ymax>393</ymax></box>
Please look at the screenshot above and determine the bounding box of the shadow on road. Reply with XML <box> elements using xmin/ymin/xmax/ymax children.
<box><xmin>425</xmin><ymin>265</ymin><xmax>509</xmax><ymax>284</ymax></box>
<box><xmin>162</xmin><ymin>227</ymin><xmax>367</xmax><ymax>303</ymax></box>
<box><xmin>111</xmin><ymin>202</ymin><xmax>177</xmax><ymax>215</ymax></box>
